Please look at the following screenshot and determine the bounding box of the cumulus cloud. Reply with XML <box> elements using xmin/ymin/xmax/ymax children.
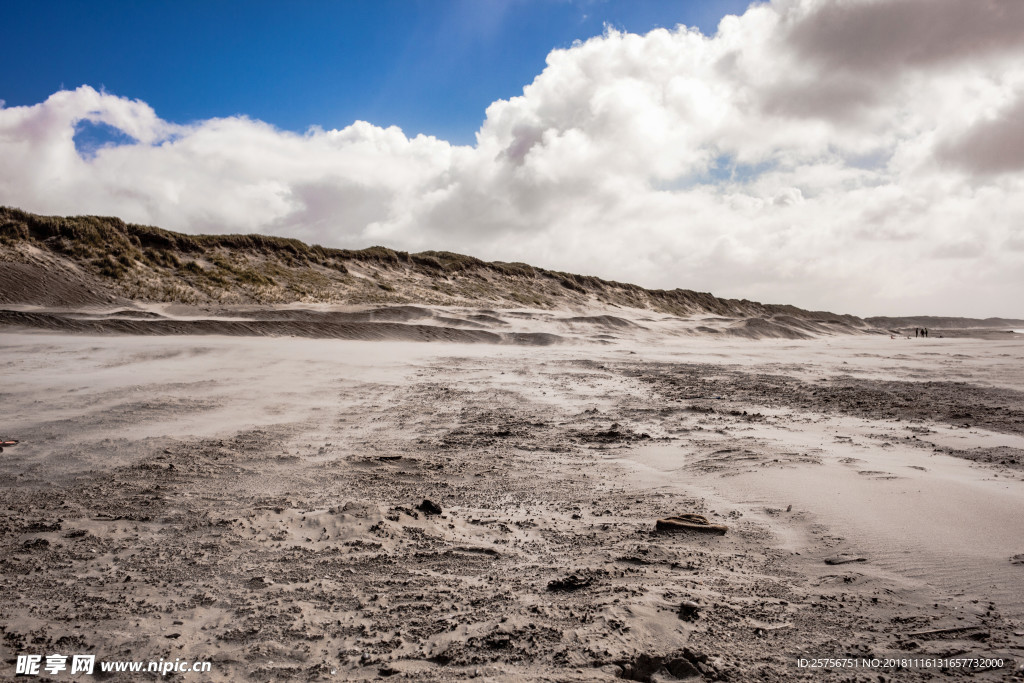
<box><xmin>2</xmin><ymin>0</ymin><xmax>1024</xmax><ymax>316</ymax></box>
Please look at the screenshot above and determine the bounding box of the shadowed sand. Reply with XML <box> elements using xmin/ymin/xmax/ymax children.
<box><xmin>1</xmin><ymin>326</ymin><xmax>1023</xmax><ymax>681</ymax></box>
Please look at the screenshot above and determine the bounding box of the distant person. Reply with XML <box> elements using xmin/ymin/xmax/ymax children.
<box><xmin>915</xmin><ymin>328</ymin><xmax>919</xmax><ymax>337</ymax></box>
<box><xmin>924</xmin><ymin>328</ymin><xmax>929</xmax><ymax>338</ymax></box>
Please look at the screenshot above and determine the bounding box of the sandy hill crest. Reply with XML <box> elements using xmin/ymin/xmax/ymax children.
<box><xmin>0</xmin><ymin>206</ymin><xmax>855</xmax><ymax>319</ymax></box>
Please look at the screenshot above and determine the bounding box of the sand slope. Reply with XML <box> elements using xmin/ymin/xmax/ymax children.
<box><xmin>0</xmin><ymin>206</ymin><xmax>871</xmax><ymax>330</ymax></box>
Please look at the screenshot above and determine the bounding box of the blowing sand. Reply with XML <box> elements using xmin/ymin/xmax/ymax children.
<box><xmin>1</xmin><ymin>321</ymin><xmax>1023</xmax><ymax>681</ymax></box>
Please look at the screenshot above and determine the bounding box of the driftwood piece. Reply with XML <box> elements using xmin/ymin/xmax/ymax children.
<box><xmin>906</xmin><ymin>625</ymin><xmax>986</xmax><ymax>640</ymax></box>
<box><xmin>655</xmin><ymin>514</ymin><xmax>728</xmax><ymax>535</ymax></box>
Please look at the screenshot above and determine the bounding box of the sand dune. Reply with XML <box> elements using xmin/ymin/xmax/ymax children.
<box><xmin>0</xmin><ymin>207</ymin><xmax>874</xmax><ymax>333</ymax></box>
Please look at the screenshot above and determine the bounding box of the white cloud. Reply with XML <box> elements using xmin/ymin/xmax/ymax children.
<box><xmin>2</xmin><ymin>0</ymin><xmax>1024</xmax><ymax>317</ymax></box>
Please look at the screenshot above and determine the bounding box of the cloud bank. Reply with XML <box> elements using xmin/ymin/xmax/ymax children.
<box><xmin>2</xmin><ymin>0</ymin><xmax>1023</xmax><ymax>316</ymax></box>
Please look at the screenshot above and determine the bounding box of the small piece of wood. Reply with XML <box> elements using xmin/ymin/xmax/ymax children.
<box><xmin>906</xmin><ymin>625</ymin><xmax>985</xmax><ymax>639</ymax></box>
<box><xmin>656</xmin><ymin>514</ymin><xmax>728</xmax><ymax>535</ymax></box>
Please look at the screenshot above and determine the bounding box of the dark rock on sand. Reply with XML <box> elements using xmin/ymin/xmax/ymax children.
<box><xmin>416</xmin><ymin>499</ymin><xmax>443</xmax><ymax>515</ymax></box>
<box><xmin>678</xmin><ymin>600</ymin><xmax>701</xmax><ymax>622</ymax></box>
<box><xmin>547</xmin><ymin>575</ymin><xmax>593</xmax><ymax>592</ymax></box>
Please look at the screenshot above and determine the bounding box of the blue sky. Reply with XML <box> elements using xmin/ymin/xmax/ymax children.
<box><xmin>1</xmin><ymin>0</ymin><xmax>751</xmax><ymax>145</ymax></box>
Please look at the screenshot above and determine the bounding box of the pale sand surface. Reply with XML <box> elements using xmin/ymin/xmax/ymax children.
<box><xmin>1</xmin><ymin>330</ymin><xmax>1023</xmax><ymax>680</ymax></box>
